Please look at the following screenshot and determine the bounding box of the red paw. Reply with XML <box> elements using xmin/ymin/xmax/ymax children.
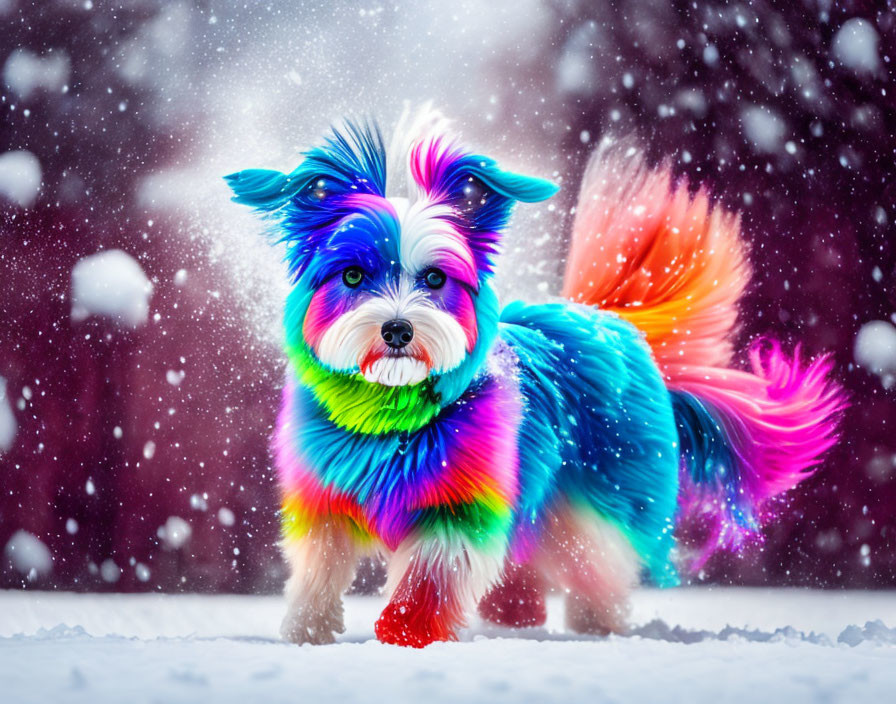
<box><xmin>375</xmin><ymin>601</ymin><xmax>457</xmax><ymax>648</ymax></box>
<box><xmin>478</xmin><ymin>565</ymin><xmax>546</xmax><ymax>628</ymax></box>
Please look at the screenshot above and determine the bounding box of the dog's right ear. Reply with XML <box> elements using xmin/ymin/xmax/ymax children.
<box><xmin>224</xmin><ymin>168</ymin><xmax>305</xmax><ymax>211</ymax></box>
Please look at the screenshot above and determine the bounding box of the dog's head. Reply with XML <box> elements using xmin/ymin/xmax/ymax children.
<box><xmin>226</xmin><ymin>112</ymin><xmax>556</xmax><ymax>397</ymax></box>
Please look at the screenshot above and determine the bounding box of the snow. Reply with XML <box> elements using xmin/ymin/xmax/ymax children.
<box><xmin>854</xmin><ymin>320</ymin><xmax>896</xmax><ymax>388</ymax></box>
<box><xmin>832</xmin><ymin>18</ymin><xmax>881</xmax><ymax>77</ymax></box>
<box><xmin>0</xmin><ymin>375</ymin><xmax>16</xmax><ymax>452</ymax></box>
<box><xmin>3</xmin><ymin>531</ymin><xmax>53</xmax><ymax>579</ymax></box>
<box><xmin>2</xmin><ymin>48</ymin><xmax>70</xmax><ymax>100</ymax></box>
<box><xmin>676</xmin><ymin>88</ymin><xmax>708</xmax><ymax>118</ymax></box>
<box><xmin>173</xmin><ymin>268</ymin><xmax>188</xmax><ymax>286</ymax></box>
<box><xmin>70</xmin><ymin>249</ymin><xmax>153</xmax><ymax>328</ymax></box>
<box><xmin>741</xmin><ymin>105</ymin><xmax>786</xmax><ymax>153</ymax></box>
<box><xmin>1</xmin><ymin>589</ymin><xmax>894</xmax><ymax>703</ymax></box>
<box><xmin>0</xmin><ymin>150</ymin><xmax>42</xmax><ymax>208</ymax></box>
<box><xmin>156</xmin><ymin>516</ymin><xmax>192</xmax><ymax>550</ymax></box>
<box><xmin>790</xmin><ymin>54</ymin><xmax>823</xmax><ymax>106</ymax></box>
<box><xmin>135</xmin><ymin>563</ymin><xmax>151</xmax><ymax>583</ymax></box>
<box><xmin>99</xmin><ymin>560</ymin><xmax>121</xmax><ymax>584</ymax></box>
<box><xmin>166</xmin><ymin>369</ymin><xmax>185</xmax><ymax>386</ymax></box>
<box><xmin>556</xmin><ymin>22</ymin><xmax>600</xmax><ymax>95</ymax></box>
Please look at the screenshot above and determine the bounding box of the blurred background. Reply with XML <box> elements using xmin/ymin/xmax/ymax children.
<box><xmin>0</xmin><ymin>0</ymin><xmax>894</xmax><ymax>593</ymax></box>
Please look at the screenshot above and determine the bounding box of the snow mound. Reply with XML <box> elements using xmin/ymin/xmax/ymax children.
<box><xmin>854</xmin><ymin>320</ymin><xmax>896</xmax><ymax>387</ymax></box>
<box><xmin>832</xmin><ymin>18</ymin><xmax>881</xmax><ymax>77</ymax></box>
<box><xmin>629</xmin><ymin>618</ymin><xmax>831</xmax><ymax>646</ymax></box>
<box><xmin>0</xmin><ymin>150</ymin><xmax>42</xmax><ymax>208</ymax></box>
<box><xmin>838</xmin><ymin>620</ymin><xmax>896</xmax><ymax>647</ymax></box>
<box><xmin>71</xmin><ymin>249</ymin><xmax>153</xmax><ymax>328</ymax></box>
<box><xmin>0</xmin><ymin>376</ymin><xmax>16</xmax><ymax>453</ymax></box>
<box><xmin>31</xmin><ymin>624</ymin><xmax>90</xmax><ymax>640</ymax></box>
<box><xmin>3</xmin><ymin>530</ymin><xmax>52</xmax><ymax>579</ymax></box>
<box><xmin>2</xmin><ymin>48</ymin><xmax>70</xmax><ymax>99</ymax></box>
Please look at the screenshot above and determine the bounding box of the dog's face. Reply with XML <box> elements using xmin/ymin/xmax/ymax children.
<box><xmin>227</xmin><ymin>118</ymin><xmax>556</xmax><ymax>388</ymax></box>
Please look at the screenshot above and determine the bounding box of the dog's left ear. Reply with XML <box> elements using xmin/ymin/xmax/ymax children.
<box><xmin>224</xmin><ymin>168</ymin><xmax>308</xmax><ymax>211</ymax></box>
<box><xmin>469</xmin><ymin>163</ymin><xmax>559</xmax><ymax>203</ymax></box>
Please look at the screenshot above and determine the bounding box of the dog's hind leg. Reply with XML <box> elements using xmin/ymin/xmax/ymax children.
<box><xmin>477</xmin><ymin>561</ymin><xmax>547</xmax><ymax>628</ymax></box>
<box><xmin>538</xmin><ymin>504</ymin><xmax>640</xmax><ymax>635</ymax></box>
<box><xmin>280</xmin><ymin>516</ymin><xmax>359</xmax><ymax>645</ymax></box>
<box><xmin>375</xmin><ymin>532</ymin><xmax>505</xmax><ymax>647</ymax></box>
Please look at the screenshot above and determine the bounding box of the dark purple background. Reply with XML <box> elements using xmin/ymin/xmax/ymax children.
<box><xmin>1</xmin><ymin>1</ymin><xmax>894</xmax><ymax>592</ymax></box>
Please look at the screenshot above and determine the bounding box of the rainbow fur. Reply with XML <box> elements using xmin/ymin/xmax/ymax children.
<box><xmin>561</xmin><ymin>138</ymin><xmax>847</xmax><ymax>569</ymax></box>
<box><xmin>226</xmin><ymin>112</ymin><xmax>845</xmax><ymax>648</ymax></box>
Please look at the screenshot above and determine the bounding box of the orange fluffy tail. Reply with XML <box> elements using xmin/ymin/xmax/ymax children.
<box><xmin>562</xmin><ymin>137</ymin><xmax>845</xmax><ymax>569</ymax></box>
<box><xmin>562</xmin><ymin>137</ymin><xmax>750</xmax><ymax>373</ymax></box>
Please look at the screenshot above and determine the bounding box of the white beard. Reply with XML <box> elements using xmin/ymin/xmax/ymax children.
<box><xmin>362</xmin><ymin>356</ymin><xmax>429</xmax><ymax>386</ymax></box>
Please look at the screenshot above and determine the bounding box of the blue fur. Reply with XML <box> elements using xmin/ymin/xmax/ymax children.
<box><xmin>500</xmin><ymin>302</ymin><xmax>681</xmax><ymax>586</ymax></box>
<box><xmin>224</xmin><ymin>121</ymin><xmax>386</xmax><ymax>210</ymax></box>
<box><xmin>225</xmin><ymin>120</ymin><xmax>557</xmax><ymax>282</ymax></box>
<box><xmin>301</xmin><ymin>206</ymin><xmax>401</xmax><ymax>289</ymax></box>
<box><xmin>228</xmin><ymin>117</ymin><xmax>681</xmax><ymax>587</ymax></box>
<box><xmin>223</xmin><ymin>168</ymin><xmax>296</xmax><ymax>210</ymax></box>
<box><xmin>285</xmin><ymin>370</ymin><xmax>513</xmax><ymax>546</ymax></box>
<box><xmin>431</xmin><ymin>283</ymin><xmax>500</xmax><ymax>405</ymax></box>
<box><xmin>471</xmin><ymin>163</ymin><xmax>559</xmax><ymax>203</ymax></box>
<box><xmin>671</xmin><ymin>391</ymin><xmax>756</xmax><ymax>530</ymax></box>
<box><xmin>226</xmin><ymin>121</ymin><xmax>388</xmax><ymax>281</ymax></box>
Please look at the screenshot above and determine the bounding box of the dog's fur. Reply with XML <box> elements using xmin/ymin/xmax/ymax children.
<box><xmin>226</xmin><ymin>108</ymin><xmax>845</xmax><ymax>647</ymax></box>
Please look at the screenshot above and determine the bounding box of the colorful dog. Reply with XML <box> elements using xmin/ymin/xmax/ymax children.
<box><xmin>226</xmin><ymin>109</ymin><xmax>845</xmax><ymax>647</ymax></box>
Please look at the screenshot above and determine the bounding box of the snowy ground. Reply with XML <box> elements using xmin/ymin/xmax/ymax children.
<box><xmin>2</xmin><ymin>588</ymin><xmax>896</xmax><ymax>703</ymax></box>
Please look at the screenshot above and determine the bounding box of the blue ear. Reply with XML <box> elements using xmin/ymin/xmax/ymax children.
<box><xmin>471</xmin><ymin>165</ymin><xmax>559</xmax><ymax>203</ymax></box>
<box><xmin>224</xmin><ymin>168</ymin><xmax>303</xmax><ymax>211</ymax></box>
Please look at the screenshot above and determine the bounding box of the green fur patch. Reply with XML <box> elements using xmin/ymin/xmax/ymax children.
<box><xmin>285</xmin><ymin>342</ymin><xmax>443</xmax><ymax>435</ymax></box>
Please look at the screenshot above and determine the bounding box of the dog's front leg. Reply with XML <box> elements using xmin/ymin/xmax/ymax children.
<box><xmin>375</xmin><ymin>532</ymin><xmax>505</xmax><ymax>648</ymax></box>
<box><xmin>280</xmin><ymin>516</ymin><xmax>358</xmax><ymax>645</ymax></box>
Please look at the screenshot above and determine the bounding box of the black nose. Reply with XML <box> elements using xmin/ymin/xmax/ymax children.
<box><xmin>381</xmin><ymin>319</ymin><xmax>414</xmax><ymax>349</ymax></box>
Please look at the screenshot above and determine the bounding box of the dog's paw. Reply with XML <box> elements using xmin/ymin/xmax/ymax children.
<box><xmin>564</xmin><ymin>595</ymin><xmax>626</xmax><ymax>636</ymax></box>
<box><xmin>374</xmin><ymin>602</ymin><xmax>457</xmax><ymax>648</ymax></box>
<box><xmin>478</xmin><ymin>585</ymin><xmax>546</xmax><ymax>628</ymax></box>
<box><xmin>280</xmin><ymin>604</ymin><xmax>345</xmax><ymax>645</ymax></box>
<box><xmin>478</xmin><ymin>567</ymin><xmax>546</xmax><ymax>628</ymax></box>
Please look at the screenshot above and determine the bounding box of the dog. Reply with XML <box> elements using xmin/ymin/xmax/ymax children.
<box><xmin>225</xmin><ymin>108</ymin><xmax>845</xmax><ymax>647</ymax></box>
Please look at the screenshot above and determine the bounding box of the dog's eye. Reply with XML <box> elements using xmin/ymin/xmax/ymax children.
<box><xmin>308</xmin><ymin>177</ymin><xmax>331</xmax><ymax>201</ymax></box>
<box><xmin>422</xmin><ymin>267</ymin><xmax>446</xmax><ymax>290</ymax></box>
<box><xmin>342</xmin><ymin>266</ymin><xmax>364</xmax><ymax>288</ymax></box>
<box><xmin>458</xmin><ymin>176</ymin><xmax>489</xmax><ymax>213</ymax></box>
